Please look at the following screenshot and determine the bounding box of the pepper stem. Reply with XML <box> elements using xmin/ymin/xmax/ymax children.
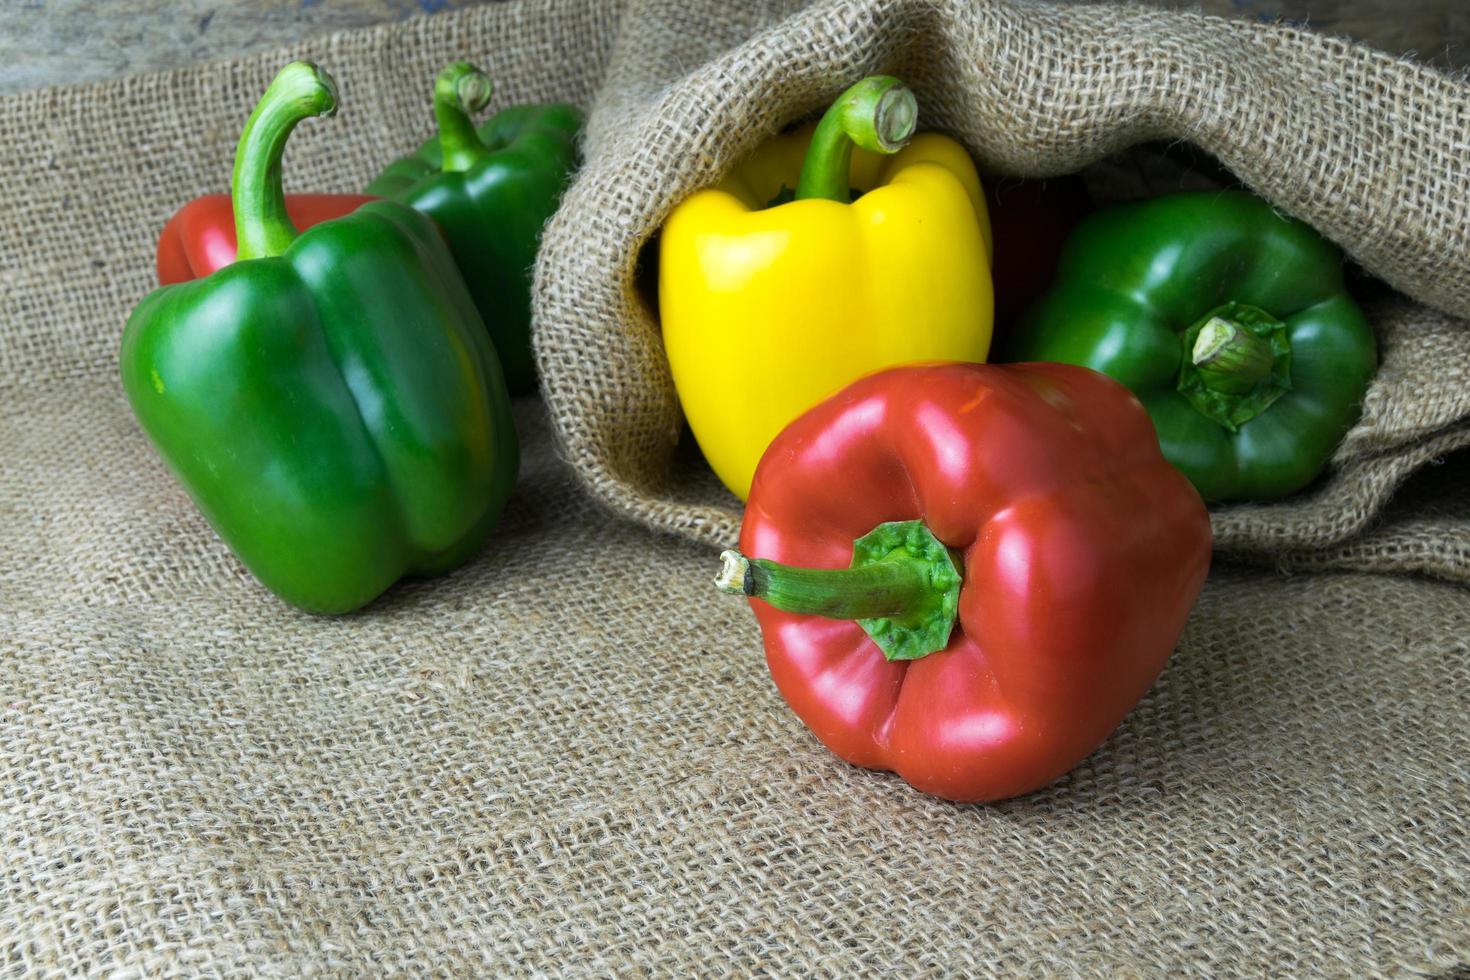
<box><xmin>718</xmin><ymin>550</ymin><xmax>930</xmax><ymax>620</ymax></box>
<box><xmin>1192</xmin><ymin>316</ymin><xmax>1275</xmax><ymax>394</ymax></box>
<box><xmin>433</xmin><ymin>62</ymin><xmax>494</xmax><ymax>173</ymax></box>
<box><xmin>232</xmin><ymin>62</ymin><xmax>339</xmax><ymax>263</ymax></box>
<box><xmin>716</xmin><ymin>521</ymin><xmax>961</xmax><ymax>661</ymax></box>
<box><xmin>794</xmin><ymin>76</ymin><xmax>917</xmax><ymax>203</ymax></box>
<box><xmin>1176</xmin><ymin>301</ymin><xmax>1293</xmax><ymax>432</ymax></box>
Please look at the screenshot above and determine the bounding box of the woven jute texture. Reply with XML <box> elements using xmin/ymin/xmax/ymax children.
<box><xmin>2</xmin><ymin>0</ymin><xmax>1469</xmax><ymax>975</ymax></box>
<box><xmin>535</xmin><ymin>0</ymin><xmax>1470</xmax><ymax>582</ymax></box>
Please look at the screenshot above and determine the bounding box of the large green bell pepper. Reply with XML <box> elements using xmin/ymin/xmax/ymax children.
<box><xmin>365</xmin><ymin>63</ymin><xmax>582</xmax><ymax>394</ymax></box>
<box><xmin>1003</xmin><ymin>190</ymin><xmax>1376</xmax><ymax>502</ymax></box>
<box><xmin>120</xmin><ymin>62</ymin><xmax>517</xmax><ymax>614</ymax></box>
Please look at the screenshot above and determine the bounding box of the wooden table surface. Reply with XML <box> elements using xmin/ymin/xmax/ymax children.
<box><xmin>1</xmin><ymin>0</ymin><xmax>1466</xmax><ymax>94</ymax></box>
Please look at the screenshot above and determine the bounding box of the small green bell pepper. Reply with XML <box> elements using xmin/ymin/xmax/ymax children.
<box><xmin>120</xmin><ymin>62</ymin><xmax>517</xmax><ymax>614</ymax></box>
<box><xmin>365</xmin><ymin>63</ymin><xmax>583</xmax><ymax>394</ymax></box>
<box><xmin>1003</xmin><ymin>190</ymin><xmax>1376</xmax><ymax>502</ymax></box>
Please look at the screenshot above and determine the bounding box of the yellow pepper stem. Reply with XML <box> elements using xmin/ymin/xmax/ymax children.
<box><xmin>795</xmin><ymin>75</ymin><xmax>917</xmax><ymax>203</ymax></box>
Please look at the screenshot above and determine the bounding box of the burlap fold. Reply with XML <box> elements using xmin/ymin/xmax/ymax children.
<box><xmin>535</xmin><ymin>0</ymin><xmax>1470</xmax><ymax>581</ymax></box>
<box><xmin>2</xmin><ymin>0</ymin><xmax>1468</xmax><ymax>974</ymax></box>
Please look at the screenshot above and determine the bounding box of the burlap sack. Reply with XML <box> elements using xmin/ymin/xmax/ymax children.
<box><xmin>536</xmin><ymin>0</ymin><xmax>1470</xmax><ymax>583</ymax></box>
<box><xmin>2</xmin><ymin>0</ymin><xmax>1468</xmax><ymax>974</ymax></box>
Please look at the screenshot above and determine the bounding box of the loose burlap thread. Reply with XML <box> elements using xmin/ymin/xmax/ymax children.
<box><xmin>1</xmin><ymin>0</ymin><xmax>1467</xmax><ymax>974</ymax></box>
<box><xmin>535</xmin><ymin>0</ymin><xmax>1470</xmax><ymax>582</ymax></box>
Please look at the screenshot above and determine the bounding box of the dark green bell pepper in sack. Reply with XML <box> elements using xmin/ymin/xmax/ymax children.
<box><xmin>1005</xmin><ymin>190</ymin><xmax>1376</xmax><ymax>502</ymax></box>
<box><xmin>120</xmin><ymin>62</ymin><xmax>518</xmax><ymax>614</ymax></box>
<box><xmin>365</xmin><ymin>62</ymin><xmax>582</xmax><ymax>394</ymax></box>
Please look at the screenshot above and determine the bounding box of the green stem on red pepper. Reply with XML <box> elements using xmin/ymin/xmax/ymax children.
<box><xmin>232</xmin><ymin>62</ymin><xmax>339</xmax><ymax>262</ymax></box>
<box><xmin>794</xmin><ymin>75</ymin><xmax>917</xmax><ymax>203</ymax></box>
<box><xmin>433</xmin><ymin>62</ymin><xmax>495</xmax><ymax>173</ymax></box>
<box><xmin>717</xmin><ymin>520</ymin><xmax>961</xmax><ymax>661</ymax></box>
<box><xmin>719</xmin><ymin>550</ymin><xmax>924</xmax><ymax>619</ymax></box>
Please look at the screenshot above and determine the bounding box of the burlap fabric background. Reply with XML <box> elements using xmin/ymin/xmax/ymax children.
<box><xmin>537</xmin><ymin>0</ymin><xmax>1470</xmax><ymax>582</ymax></box>
<box><xmin>2</xmin><ymin>0</ymin><xmax>1467</xmax><ymax>974</ymax></box>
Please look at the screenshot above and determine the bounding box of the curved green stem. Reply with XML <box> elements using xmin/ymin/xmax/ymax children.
<box><xmin>794</xmin><ymin>75</ymin><xmax>917</xmax><ymax>203</ymax></box>
<box><xmin>433</xmin><ymin>62</ymin><xmax>494</xmax><ymax>173</ymax></box>
<box><xmin>716</xmin><ymin>520</ymin><xmax>961</xmax><ymax>661</ymax></box>
<box><xmin>718</xmin><ymin>550</ymin><xmax>928</xmax><ymax>620</ymax></box>
<box><xmin>232</xmin><ymin>61</ymin><xmax>339</xmax><ymax>262</ymax></box>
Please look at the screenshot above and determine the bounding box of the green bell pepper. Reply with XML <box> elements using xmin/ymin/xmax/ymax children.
<box><xmin>1003</xmin><ymin>190</ymin><xmax>1376</xmax><ymax>502</ymax></box>
<box><xmin>120</xmin><ymin>62</ymin><xmax>517</xmax><ymax>614</ymax></box>
<box><xmin>365</xmin><ymin>63</ymin><xmax>582</xmax><ymax>394</ymax></box>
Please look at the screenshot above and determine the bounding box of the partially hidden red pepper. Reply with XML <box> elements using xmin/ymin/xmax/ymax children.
<box><xmin>718</xmin><ymin>362</ymin><xmax>1211</xmax><ymax>802</ymax></box>
<box><xmin>156</xmin><ymin>193</ymin><xmax>376</xmax><ymax>284</ymax></box>
<box><xmin>983</xmin><ymin>174</ymin><xmax>1092</xmax><ymax>328</ymax></box>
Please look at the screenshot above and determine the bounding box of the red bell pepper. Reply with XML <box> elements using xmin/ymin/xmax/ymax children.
<box><xmin>155</xmin><ymin>193</ymin><xmax>376</xmax><ymax>284</ymax></box>
<box><xmin>718</xmin><ymin>362</ymin><xmax>1211</xmax><ymax>802</ymax></box>
<box><xmin>984</xmin><ymin>174</ymin><xmax>1092</xmax><ymax>328</ymax></box>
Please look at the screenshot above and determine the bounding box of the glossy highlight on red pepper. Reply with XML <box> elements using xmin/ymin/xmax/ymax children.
<box><xmin>729</xmin><ymin>362</ymin><xmax>1212</xmax><ymax>802</ymax></box>
<box><xmin>156</xmin><ymin>193</ymin><xmax>376</xmax><ymax>284</ymax></box>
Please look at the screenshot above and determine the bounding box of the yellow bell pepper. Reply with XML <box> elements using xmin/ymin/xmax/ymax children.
<box><xmin>659</xmin><ymin>76</ymin><xmax>995</xmax><ymax>500</ymax></box>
